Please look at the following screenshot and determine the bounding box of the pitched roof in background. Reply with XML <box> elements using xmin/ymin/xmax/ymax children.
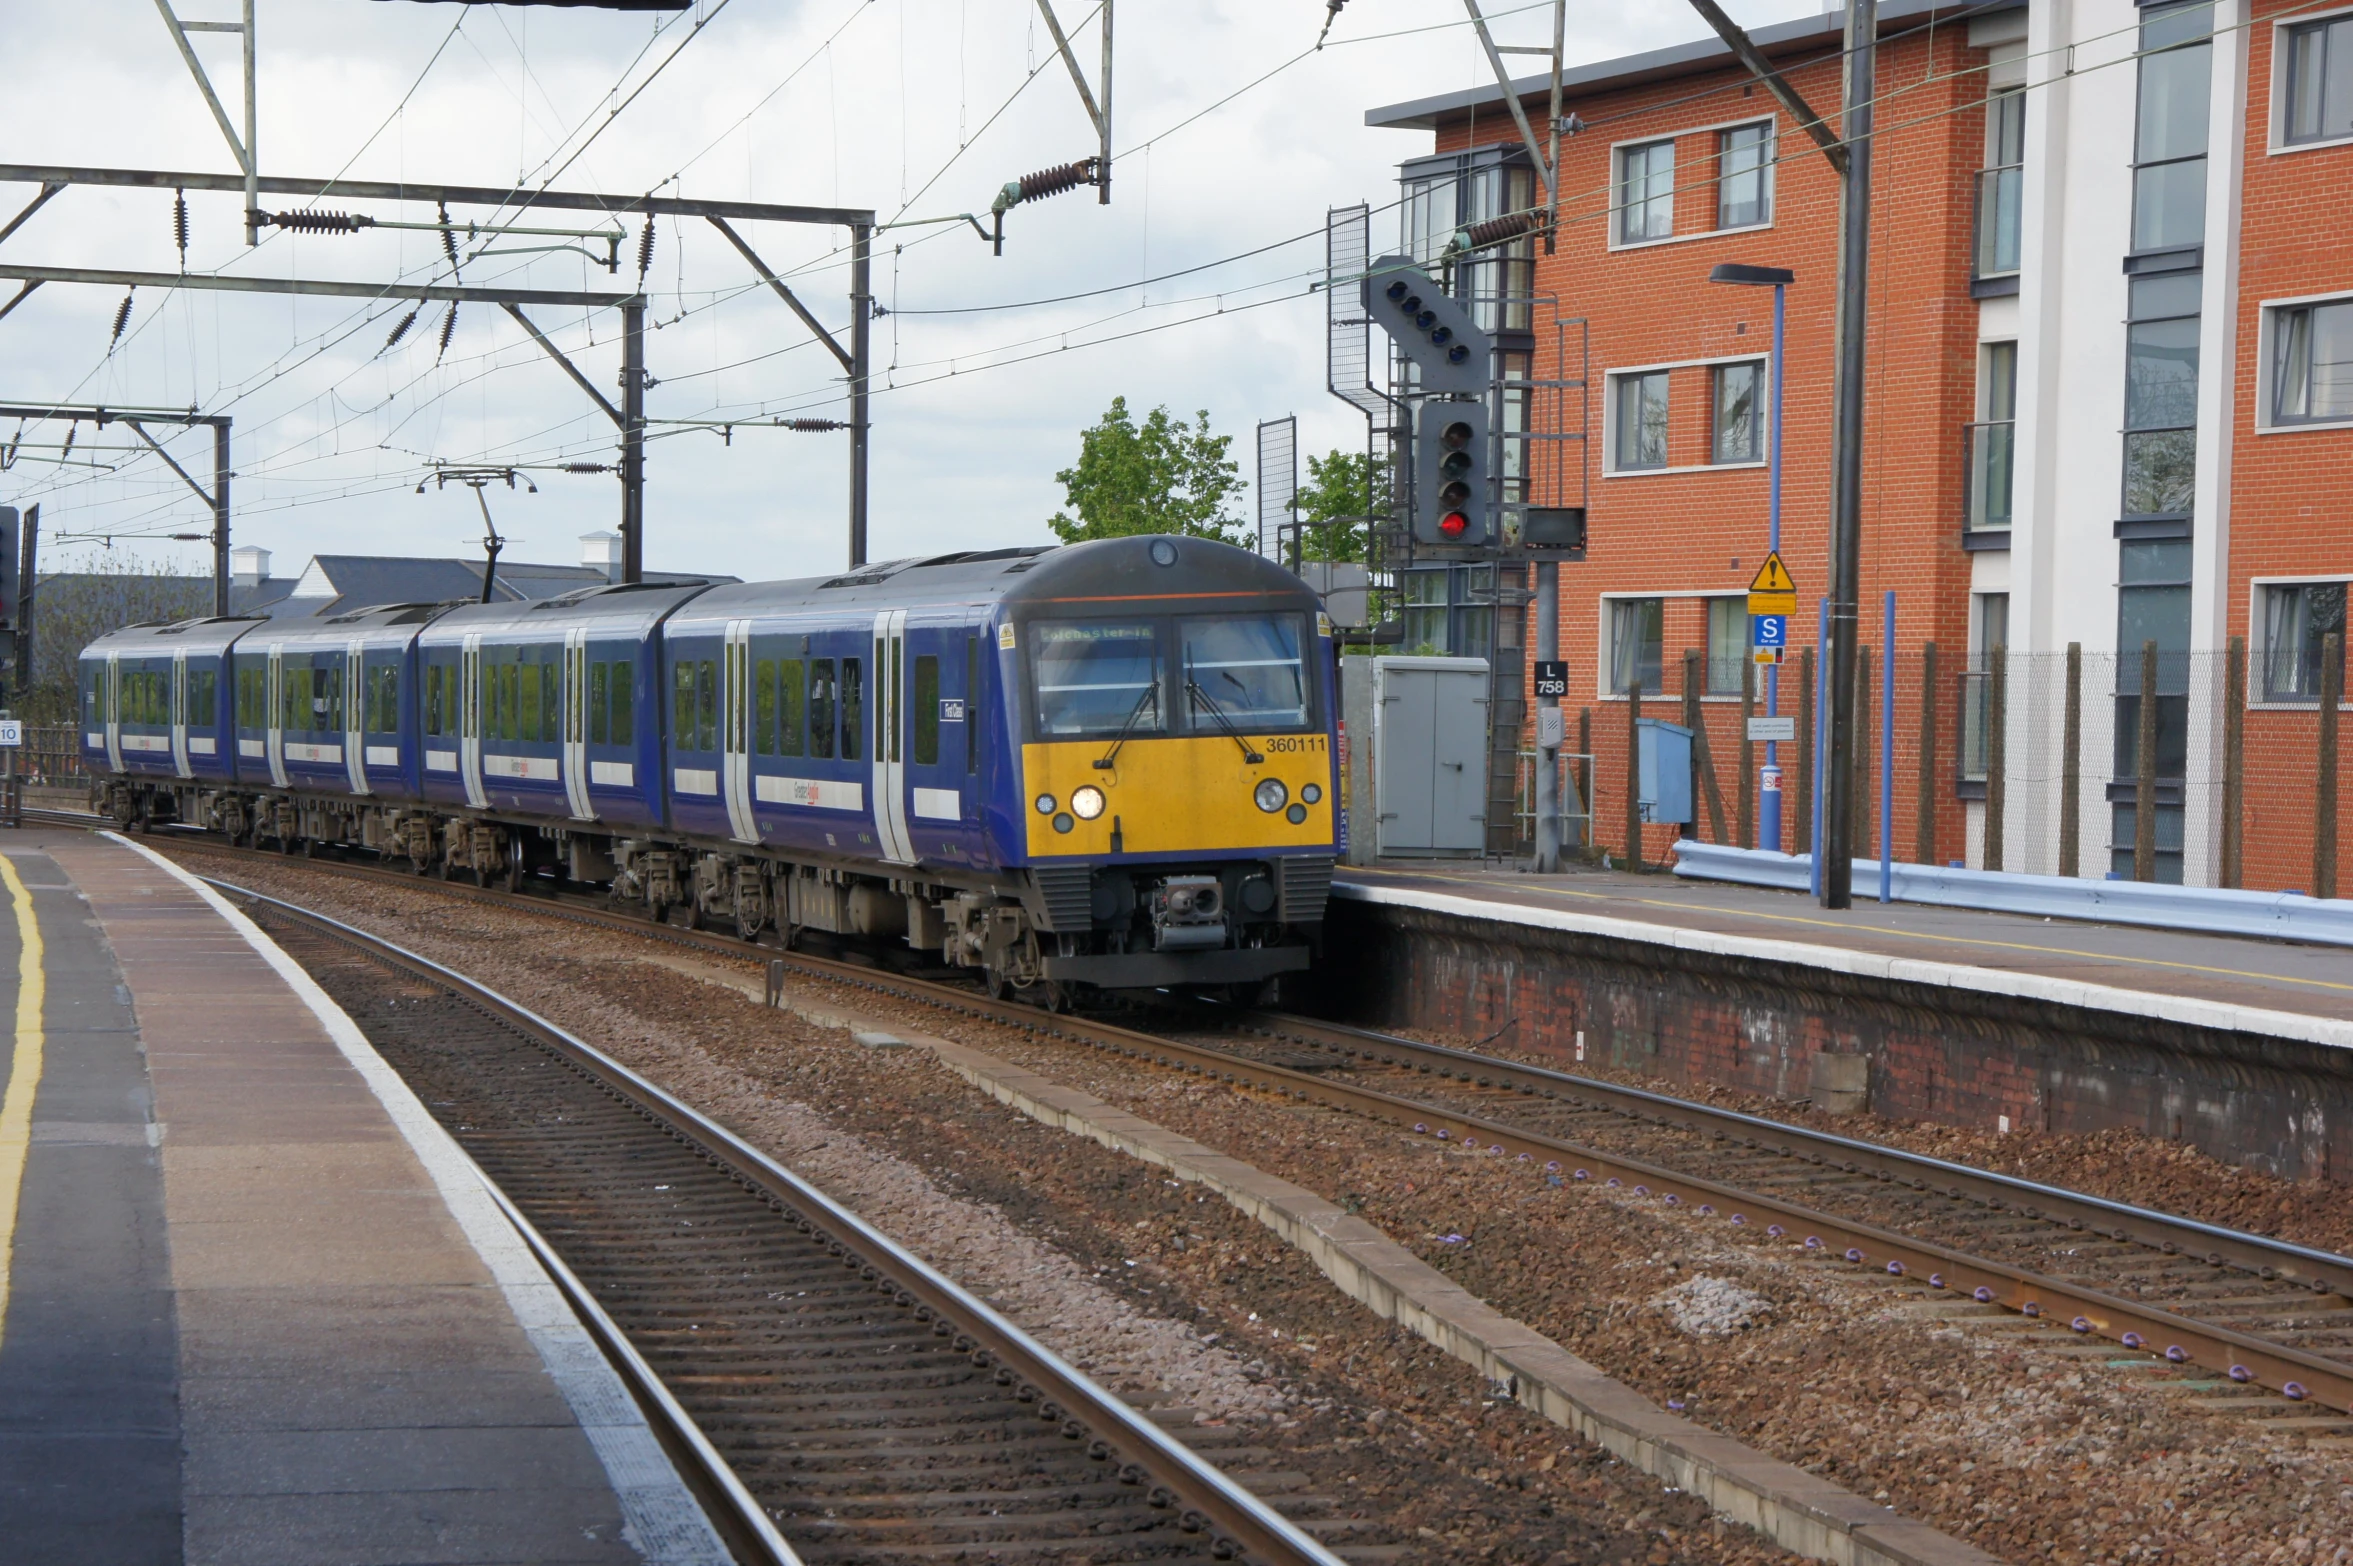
<box><xmin>230</xmin><ymin>553</ymin><xmax>730</xmax><ymax>619</ymax></box>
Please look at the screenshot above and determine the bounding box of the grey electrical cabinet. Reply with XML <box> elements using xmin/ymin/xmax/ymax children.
<box><xmin>1360</xmin><ymin>656</ymin><xmax>1489</xmax><ymax>857</ymax></box>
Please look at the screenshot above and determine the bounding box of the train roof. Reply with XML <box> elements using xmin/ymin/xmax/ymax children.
<box><xmin>416</xmin><ymin>578</ymin><xmax>719</xmax><ymax>644</ymax></box>
<box><xmin>82</xmin><ymin>615</ymin><xmax>268</xmax><ymax>659</ymax></box>
<box><xmin>671</xmin><ymin>537</ymin><xmax>1316</xmax><ymax>629</ymax></box>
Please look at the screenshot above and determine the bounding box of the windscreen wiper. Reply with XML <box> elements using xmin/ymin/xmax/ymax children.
<box><xmin>1186</xmin><ymin>660</ymin><xmax>1263</xmax><ymax>764</ymax></box>
<box><xmin>1094</xmin><ymin>683</ymin><xmax>1160</xmax><ymax>770</ymax></box>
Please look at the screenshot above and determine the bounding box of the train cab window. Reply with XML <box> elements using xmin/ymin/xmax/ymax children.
<box><xmin>913</xmin><ymin>655</ymin><xmax>941</xmax><ymax>766</ymax></box>
<box><xmin>778</xmin><ymin>659</ymin><xmax>805</xmax><ymax>756</ymax></box>
<box><xmin>754</xmin><ymin>658</ymin><xmax>777</xmax><ymax>755</ymax></box>
<box><xmin>589</xmin><ymin>663</ymin><xmax>609</xmax><ymax>744</ymax></box>
<box><xmin>840</xmin><ymin>657</ymin><xmax>864</xmax><ymax>761</ymax></box>
<box><xmin>1032</xmin><ymin>621</ymin><xmax>1163</xmax><ymax>736</ymax></box>
<box><xmin>808</xmin><ymin>660</ymin><xmax>836</xmax><ymax>759</ymax></box>
<box><xmin>1178</xmin><ymin>615</ymin><xmax>1309</xmax><ymax>731</ymax></box>
<box><xmin>610</xmin><ymin>660</ymin><xmax>634</xmax><ymax>745</ymax></box>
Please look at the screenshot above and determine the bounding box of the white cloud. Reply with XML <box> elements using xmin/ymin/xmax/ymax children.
<box><xmin>0</xmin><ymin>0</ymin><xmax>1818</xmax><ymax>581</ymax></box>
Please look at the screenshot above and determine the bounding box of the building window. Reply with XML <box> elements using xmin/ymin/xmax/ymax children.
<box><xmin>1975</xmin><ymin>90</ymin><xmax>2025</xmax><ymax>278</ymax></box>
<box><xmin>2284</xmin><ymin>15</ymin><xmax>2353</xmax><ymax>144</ymax></box>
<box><xmin>1968</xmin><ymin>342</ymin><xmax>2017</xmax><ymax>535</ymax></box>
<box><xmin>1716</xmin><ymin>122</ymin><xmax>1772</xmax><ymax>229</ymax></box>
<box><xmin>1612</xmin><ymin>371</ymin><xmax>1670</xmax><ymax>470</ymax></box>
<box><xmin>1710</xmin><ymin>361</ymin><xmax>1762</xmax><ymax>464</ymax></box>
<box><xmin>2111</xmin><ymin>541</ymin><xmax>2194</xmax><ymax>881</ymax></box>
<box><xmin>1706</xmin><ymin>598</ymin><xmax>1748</xmax><ymax>694</ymax></box>
<box><xmin>2273</xmin><ymin>298</ymin><xmax>2353</xmax><ymax>424</ymax></box>
<box><xmin>2262</xmin><ymin>581</ymin><xmax>2349</xmax><ymax>701</ymax></box>
<box><xmin>2122</xmin><ymin>273</ymin><xmax>2203</xmax><ymax>520</ymax></box>
<box><xmin>1401</xmin><ymin>569</ymin><xmax>1450</xmax><ymax>654</ymax></box>
<box><xmin>1615</xmin><ymin>139</ymin><xmax>1675</xmax><ymax>243</ymax></box>
<box><xmin>1609</xmin><ymin>599</ymin><xmax>1664</xmax><ymax>695</ymax></box>
<box><xmin>2131</xmin><ymin>2</ymin><xmax>2215</xmax><ymax>255</ymax></box>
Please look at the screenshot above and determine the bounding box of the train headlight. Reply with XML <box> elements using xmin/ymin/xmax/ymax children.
<box><xmin>1071</xmin><ymin>785</ymin><xmax>1106</xmax><ymax>820</ymax></box>
<box><xmin>1034</xmin><ymin>793</ymin><xmax>1057</xmax><ymax>815</ymax></box>
<box><xmin>1253</xmin><ymin>779</ymin><xmax>1288</xmax><ymax>814</ymax></box>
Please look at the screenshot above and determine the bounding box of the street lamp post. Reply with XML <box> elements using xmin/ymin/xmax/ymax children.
<box><xmin>1709</xmin><ymin>263</ymin><xmax>1795</xmax><ymax>854</ymax></box>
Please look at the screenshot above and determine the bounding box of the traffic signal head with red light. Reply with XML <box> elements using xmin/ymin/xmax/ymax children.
<box><xmin>1414</xmin><ymin>401</ymin><xmax>1489</xmax><ymax>547</ymax></box>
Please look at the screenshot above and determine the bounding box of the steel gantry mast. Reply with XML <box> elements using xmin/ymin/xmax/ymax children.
<box><xmin>0</xmin><ymin>164</ymin><xmax>881</xmax><ymax>573</ymax></box>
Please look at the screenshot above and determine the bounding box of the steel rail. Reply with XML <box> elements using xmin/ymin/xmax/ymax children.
<box><xmin>63</xmin><ymin>822</ymin><xmax>2353</xmax><ymax>1415</ymax></box>
<box><xmin>217</xmin><ymin>880</ymin><xmax>1348</xmax><ymax>1566</ymax></box>
<box><xmin>1213</xmin><ymin>1007</ymin><xmax>2353</xmax><ymax>1299</ymax></box>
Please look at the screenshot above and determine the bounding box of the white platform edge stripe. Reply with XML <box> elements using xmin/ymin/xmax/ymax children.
<box><xmin>107</xmin><ymin>833</ymin><xmax>735</xmax><ymax>1566</ymax></box>
<box><xmin>1330</xmin><ymin>880</ymin><xmax>2353</xmax><ymax>1056</ymax></box>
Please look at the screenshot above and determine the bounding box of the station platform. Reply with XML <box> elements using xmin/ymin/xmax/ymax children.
<box><xmin>1336</xmin><ymin>859</ymin><xmax>2353</xmax><ymax>1046</ymax></box>
<box><xmin>0</xmin><ymin>828</ymin><xmax>724</xmax><ymax>1565</ymax></box>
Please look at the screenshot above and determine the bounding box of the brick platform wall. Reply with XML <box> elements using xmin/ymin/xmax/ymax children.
<box><xmin>1310</xmin><ymin>899</ymin><xmax>2353</xmax><ymax>1183</ymax></box>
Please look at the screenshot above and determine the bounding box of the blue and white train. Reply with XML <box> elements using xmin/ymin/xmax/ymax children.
<box><xmin>81</xmin><ymin>536</ymin><xmax>1341</xmax><ymax>997</ymax></box>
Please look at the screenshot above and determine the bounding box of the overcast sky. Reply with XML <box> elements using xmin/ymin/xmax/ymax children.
<box><xmin>1</xmin><ymin>0</ymin><xmax>1818</xmax><ymax>582</ymax></box>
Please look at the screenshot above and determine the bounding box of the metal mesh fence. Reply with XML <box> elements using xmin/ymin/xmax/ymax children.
<box><xmin>1564</xmin><ymin>636</ymin><xmax>2347</xmax><ymax>897</ymax></box>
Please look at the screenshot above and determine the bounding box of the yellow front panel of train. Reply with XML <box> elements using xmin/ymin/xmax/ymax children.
<box><xmin>1022</xmin><ymin>734</ymin><xmax>1336</xmax><ymax>857</ymax></box>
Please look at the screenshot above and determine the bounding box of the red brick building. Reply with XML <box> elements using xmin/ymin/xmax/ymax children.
<box><xmin>1365</xmin><ymin>0</ymin><xmax>2351</xmax><ymax>892</ymax></box>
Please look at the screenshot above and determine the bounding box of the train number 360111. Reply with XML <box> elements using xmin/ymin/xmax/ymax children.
<box><xmin>1259</xmin><ymin>735</ymin><xmax>1327</xmax><ymax>754</ymax></box>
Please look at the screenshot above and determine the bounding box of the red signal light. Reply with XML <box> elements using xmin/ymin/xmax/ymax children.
<box><xmin>1439</xmin><ymin>511</ymin><xmax>1469</xmax><ymax>538</ymax></box>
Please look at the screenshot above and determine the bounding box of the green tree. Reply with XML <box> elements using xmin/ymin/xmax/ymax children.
<box><xmin>1292</xmin><ymin>447</ymin><xmax>1390</xmax><ymax>563</ymax></box>
<box><xmin>1048</xmin><ymin>397</ymin><xmax>1247</xmax><ymax>545</ymax></box>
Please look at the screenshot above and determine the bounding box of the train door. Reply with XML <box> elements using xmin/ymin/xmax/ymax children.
<box><xmin>104</xmin><ymin>652</ymin><xmax>122</xmax><ymax>773</ymax></box>
<box><xmin>561</xmin><ymin>628</ymin><xmax>593</xmax><ymax>820</ymax></box>
<box><xmin>460</xmin><ymin>634</ymin><xmax>487</xmax><ymax>809</ymax></box>
<box><xmin>344</xmin><ymin>642</ymin><xmax>369</xmax><ymax>795</ymax></box>
<box><xmin>265</xmin><ymin>645</ymin><xmax>289</xmax><ymax>788</ymax></box>
<box><xmin>903</xmin><ymin>626</ymin><xmax>964</xmax><ymax>834</ymax></box>
<box><xmin>869</xmin><ymin>609</ymin><xmax>914</xmax><ymax>863</ymax></box>
<box><xmin>171</xmin><ymin>651</ymin><xmax>192</xmax><ymax>779</ymax></box>
<box><xmin>720</xmin><ymin>620</ymin><xmax>758</xmax><ymax>843</ymax></box>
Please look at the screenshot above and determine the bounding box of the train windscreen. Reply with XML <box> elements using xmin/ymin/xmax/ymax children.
<box><xmin>1031</xmin><ymin>621</ymin><xmax>1163</xmax><ymax>736</ymax></box>
<box><xmin>1178</xmin><ymin>615</ymin><xmax>1308</xmax><ymax>730</ymax></box>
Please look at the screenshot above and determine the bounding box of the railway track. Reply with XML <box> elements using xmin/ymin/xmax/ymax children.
<box><xmin>60</xmin><ymin>813</ymin><xmax>2353</xmax><ymax>1426</ymax></box>
<box><xmin>223</xmin><ymin>884</ymin><xmax>1353</xmax><ymax>1566</ymax></box>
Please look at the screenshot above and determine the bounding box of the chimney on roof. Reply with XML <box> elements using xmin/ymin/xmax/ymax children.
<box><xmin>230</xmin><ymin>545</ymin><xmax>270</xmax><ymax>587</ymax></box>
<box><xmin>580</xmin><ymin>531</ymin><xmax>623</xmax><ymax>584</ymax></box>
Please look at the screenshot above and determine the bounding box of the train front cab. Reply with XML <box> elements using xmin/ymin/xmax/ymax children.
<box><xmin>989</xmin><ymin>535</ymin><xmax>1338</xmax><ymax>994</ymax></box>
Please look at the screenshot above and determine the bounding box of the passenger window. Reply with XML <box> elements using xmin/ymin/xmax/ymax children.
<box><xmin>755</xmin><ymin>659</ymin><xmax>776</xmax><ymax>756</ymax></box>
<box><xmin>328</xmin><ymin>664</ymin><xmax>344</xmax><ymax>733</ymax></box>
<box><xmin>541</xmin><ymin>658</ymin><xmax>560</xmax><ymax>741</ymax></box>
<box><xmin>913</xmin><ymin>655</ymin><xmax>940</xmax><ymax>766</ymax></box>
<box><xmin>778</xmin><ymin>659</ymin><xmax>805</xmax><ymax>756</ymax></box>
<box><xmin>966</xmin><ymin>635</ymin><xmax>981</xmax><ymax>776</ymax></box>
<box><xmin>672</xmin><ymin>661</ymin><xmax>696</xmax><ymax>749</ymax></box>
<box><xmin>520</xmin><ymin>661</ymin><xmax>542</xmax><ymax>742</ymax></box>
<box><xmin>696</xmin><ymin>659</ymin><xmax>717</xmax><ymax>753</ymax></box>
<box><xmin>426</xmin><ymin>665</ymin><xmax>444</xmax><ymax>736</ymax></box>
<box><xmin>808</xmin><ymin>660</ymin><xmax>836</xmax><ymax>759</ymax></box>
<box><xmin>611</xmin><ymin>660</ymin><xmax>634</xmax><ymax>746</ymax></box>
<box><xmin>589</xmin><ymin>663</ymin><xmax>609</xmax><ymax>744</ymax></box>
<box><xmin>840</xmin><ymin>657</ymin><xmax>864</xmax><ymax>762</ymax></box>
<box><xmin>500</xmin><ymin>663</ymin><xmax>520</xmax><ymax>743</ymax></box>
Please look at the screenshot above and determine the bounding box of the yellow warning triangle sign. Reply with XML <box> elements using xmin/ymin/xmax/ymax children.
<box><xmin>1749</xmin><ymin>552</ymin><xmax>1796</xmax><ymax>596</ymax></box>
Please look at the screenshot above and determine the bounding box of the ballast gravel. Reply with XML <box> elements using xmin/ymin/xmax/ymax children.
<box><xmin>1651</xmin><ymin>1277</ymin><xmax>1774</xmax><ymax>1339</ymax></box>
<box><xmin>176</xmin><ymin>852</ymin><xmax>2353</xmax><ymax>1566</ymax></box>
<box><xmin>188</xmin><ymin>855</ymin><xmax>1803</xmax><ymax>1566</ymax></box>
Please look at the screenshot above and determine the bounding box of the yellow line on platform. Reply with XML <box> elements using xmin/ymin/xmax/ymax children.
<box><xmin>0</xmin><ymin>853</ymin><xmax>43</xmax><ymax>1351</ymax></box>
<box><xmin>1367</xmin><ymin>867</ymin><xmax>2353</xmax><ymax>997</ymax></box>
